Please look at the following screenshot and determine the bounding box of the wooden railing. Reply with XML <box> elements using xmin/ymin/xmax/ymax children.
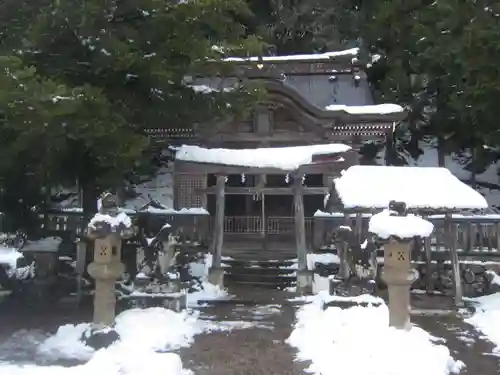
<box><xmin>216</xmin><ymin>216</ymin><xmax>313</xmax><ymax>238</ymax></box>
<box><xmin>221</xmin><ymin>216</ymin><xmax>262</xmax><ymax>234</ymax></box>
<box><xmin>36</xmin><ymin>210</ymin><xmax>500</xmax><ymax>256</ymax></box>
<box><xmin>38</xmin><ymin>210</ymin><xmax>210</xmax><ymax>244</ymax></box>
<box><xmin>313</xmin><ymin>214</ymin><xmax>500</xmax><ymax>255</ymax></box>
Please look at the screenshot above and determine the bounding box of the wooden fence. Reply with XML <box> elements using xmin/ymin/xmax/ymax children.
<box><xmin>35</xmin><ymin>210</ymin><xmax>500</xmax><ymax>258</ymax></box>
<box><xmin>313</xmin><ymin>214</ymin><xmax>500</xmax><ymax>257</ymax></box>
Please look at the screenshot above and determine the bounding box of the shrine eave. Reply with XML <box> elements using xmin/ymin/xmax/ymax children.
<box><xmin>174</xmin><ymin>159</ymin><xmax>352</xmax><ymax>175</ymax></box>
<box><xmin>265</xmin><ymin>81</ymin><xmax>407</xmax><ymax>123</ymax></box>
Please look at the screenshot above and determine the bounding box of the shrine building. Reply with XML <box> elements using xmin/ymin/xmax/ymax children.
<box><xmin>145</xmin><ymin>48</ymin><xmax>407</xmax><ymax>254</ymax></box>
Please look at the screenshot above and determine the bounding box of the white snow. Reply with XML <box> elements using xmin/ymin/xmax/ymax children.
<box><xmin>465</xmin><ymin>292</ymin><xmax>500</xmax><ymax>353</ymax></box>
<box><xmin>5</xmin><ymin>308</ymin><xmax>205</xmax><ymax>375</ymax></box>
<box><xmin>186</xmin><ymin>253</ymin><xmax>231</xmax><ymax>306</ymax></box>
<box><xmin>0</xmin><ymin>245</ymin><xmax>23</xmax><ymax>269</ymax></box>
<box><xmin>187</xmin><ymin>282</ymin><xmax>231</xmax><ymax>307</ymax></box>
<box><xmin>371</xmin><ymin>139</ymin><xmax>500</xmax><ymax>208</ymax></box>
<box><xmin>145</xmin><ymin>207</ymin><xmax>209</xmax><ymax>215</ymax></box>
<box><xmin>223</xmin><ymin>48</ymin><xmax>359</xmax><ymax>62</ymax></box>
<box><xmin>369</xmin><ymin>209</ymin><xmax>434</xmax><ymax>239</ymax></box>
<box><xmin>88</xmin><ymin>212</ymin><xmax>132</xmax><ymax>230</ymax></box>
<box><xmin>325</xmin><ymin>103</ymin><xmax>404</xmax><ymax>114</ymax></box>
<box><xmin>175</xmin><ymin>143</ymin><xmax>351</xmax><ymax>171</ymax></box>
<box><xmin>287</xmin><ymin>292</ymin><xmax>463</xmax><ymax>375</ymax></box>
<box><xmin>335</xmin><ymin>165</ymin><xmax>488</xmax><ymax>211</ymax></box>
<box><xmin>307</xmin><ymin>253</ymin><xmax>340</xmax><ymax>269</ymax></box>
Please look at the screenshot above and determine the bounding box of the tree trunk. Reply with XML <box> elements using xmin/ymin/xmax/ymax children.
<box><xmin>437</xmin><ymin>136</ymin><xmax>446</xmax><ymax>167</ymax></box>
<box><xmin>82</xmin><ymin>179</ymin><xmax>98</xmax><ymax>220</ymax></box>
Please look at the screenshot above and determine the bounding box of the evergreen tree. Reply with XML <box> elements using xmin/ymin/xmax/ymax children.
<box><xmin>363</xmin><ymin>0</ymin><xmax>500</xmax><ymax>169</ymax></box>
<box><xmin>0</xmin><ymin>0</ymin><xmax>264</xmax><ymax>217</ymax></box>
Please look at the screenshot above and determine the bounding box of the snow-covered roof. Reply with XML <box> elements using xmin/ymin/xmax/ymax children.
<box><xmin>325</xmin><ymin>104</ymin><xmax>404</xmax><ymax>115</ymax></box>
<box><xmin>334</xmin><ymin>165</ymin><xmax>489</xmax><ymax>211</ymax></box>
<box><xmin>88</xmin><ymin>212</ymin><xmax>133</xmax><ymax>230</ymax></box>
<box><xmin>175</xmin><ymin>144</ymin><xmax>351</xmax><ymax>171</ymax></box>
<box><xmin>223</xmin><ymin>48</ymin><xmax>359</xmax><ymax>63</ymax></box>
<box><xmin>368</xmin><ymin>209</ymin><xmax>434</xmax><ymax>239</ymax></box>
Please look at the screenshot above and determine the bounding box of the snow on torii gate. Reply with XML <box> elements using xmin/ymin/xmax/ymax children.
<box><xmin>332</xmin><ymin>165</ymin><xmax>489</xmax><ymax>306</ymax></box>
<box><xmin>174</xmin><ymin>143</ymin><xmax>359</xmax><ymax>291</ymax></box>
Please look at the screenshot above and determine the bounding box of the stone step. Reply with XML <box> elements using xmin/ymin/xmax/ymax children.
<box><xmin>225</xmin><ymin>279</ymin><xmax>296</xmax><ymax>290</ymax></box>
<box><xmin>225</xmin><ymin>265</ymin><xmax>296</xmax><ymax>276</ymax></box>
<box><xmin>223</xmin><ymin>259</ymin><xmax>296</xmax><ymax>269</ymax></box>
<box><xmin>223</xmin><ymin>253</ymin><xmax>297</xmax><ymax>261</ymax></box>
<box><xmin>225</xmin><ymin>272</ymin><xmax>295</xmax><ymax>285</ymax></box>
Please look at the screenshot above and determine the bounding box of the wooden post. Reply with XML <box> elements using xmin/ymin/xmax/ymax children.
<box><xmin>423</xmin><ymin>215</ymin><xmax>433</xmax><ymax>294</ymax></box>
<box><xmin>355</xmin><ymin>213</ymin><xmax>363</xmax><ymax>243</ymax></box>
<box><xmin>75</xmin><ymin>239</ymin><xmax>87</xmax><ymax>305</ymax></box>
<box><xmin>261</xmin><ymin>192</ymin><xmax>267</xmax><ymax>248</ymax></box>
<box><xmin>384</xmin><ymin>130</ymin><xmax>395</xmax><ymax>166</ymax></box>
<box><xmin>313</xmin><ymin>217</ymin><xmax>324</xmax><ymax>249</ymax></box>
<box><xmin>338</xmin><ymin>214</ymin><xmax>350</xmax><ymax>280</ymax></box>
<box><xmin>446</xmin><ymin>214</ymin><xmax>464</xmax><ymax>307</ymax></box>
<box><xmin>208</xmin><ymin>175</ymin><xmax>226</xmax><ymax>286</ymax></box>
<box><xmin>293</xmin><ymin>173</ymin><xmax>310</xmax><ymax>291</ymax></box>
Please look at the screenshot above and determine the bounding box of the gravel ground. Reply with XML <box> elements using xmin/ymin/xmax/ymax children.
<box><xmin>0</xmin><ymin>288</ymin><xmax>498</xmax><ymax>375</ymax></box>
<box><xmin>414</xmin><ymin>314</ymin><xmax>500</xmax><ymax>375</ymax></box>
<box><xmin>180</xmin><ymin>286</ymin><xmax>307</xmax><ymax>375</ymax></box>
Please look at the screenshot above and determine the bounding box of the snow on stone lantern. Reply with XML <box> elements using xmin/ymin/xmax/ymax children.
<box><xmin>368</xmin><ymin>201</ymin><xmax>434</xmax><ymax>331</ymax></box>
<box><xmin>84</xmin><ymin>192</ymin><xmax>136</xmax><ymax>348</ymax></box>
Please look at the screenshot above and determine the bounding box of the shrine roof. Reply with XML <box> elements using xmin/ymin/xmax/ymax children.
<box><xmin>189</xmin><ymin>73</ymin><xmax>405</xmax><ymax>122</ymax></box>
<box><xmin>334</xmin><ymin>165</ymin><xmax>488</xmax><ymax>212</ymax></box>
<box><xmin>174</xmin><ymin>143</ymin><xmax>352</xmax><ymax>172</ymax></box>
<box><xmin>222</xmin><ymin>48</ymin><xmax>359</xmax><ymax>63</ymax></box>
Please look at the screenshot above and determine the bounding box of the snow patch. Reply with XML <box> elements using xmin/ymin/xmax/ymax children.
<box><xmin>5</xmin><ymin>308</ymin><xmax>206</xmax><ymax>375</ymax></box>
<box><xmin>335</xmin><ymin>165</ymin><xmax>488</xmax><ymax>210</ymax></box>
<box><xmin>325</xmin><ymin>103</ymin><xmax>404</xmax><ymax>114</ymax></box>
<box><xmin>287</xmin><ymin>293</ymin><xmax>463</xmax><ymax>375</ymax></box>
<box><xmin>369</xmin><ymin>209</ymin><xmax>434</xmax><ymax>239</ymax></box>
<box><xmin>465</xmin><ymin>292</ymin><xmax>500</xmax><ymax>354</ymax></box>
<box><xmin>175</xmin><ymin>144</ymin><xmax>351</xmax><ymax>171</ymax></box>
<box><xmin>0</xmin><ymin>245</ymin><xmax>23</xmax><ymax>270</ymax></box>
<box><xmin>223</xmin><ymin>48</ymin><xmax>359</xmax><ymax>62</ymax></box>
<box><xmin>88</xmin><ymin>212</ymin><xmax>132</xmax><ymax>230</ymax></box>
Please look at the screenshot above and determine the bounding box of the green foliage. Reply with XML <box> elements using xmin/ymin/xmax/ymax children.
<box><xmin>0</xmin><ymin>0</ymin><xmax>265</xmax><ymax>218</ymax></box>
<box><xmin>21</xmin><ymin>0</ymin><xmax>263</xmax><ymax>129</ymax></box>
<box><xmin>364</xmin><ymin>0</ymin><xmax>500</xmax><ymax>156</ymax></box>
<box><xmin>246</xmin><ymin>0</ymin><xmax>366</xmax><ymax>53</ymax></box>
<box><xmin>0</xmin><ymin>55</ymin><xmax>145</xmax><ymax>189</ymax></box>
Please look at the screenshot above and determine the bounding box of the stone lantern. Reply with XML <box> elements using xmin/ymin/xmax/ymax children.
<box><xmin>369</xmin><ymin>201</ymin><xmax>433</xmax><ymax>331</ymax></box>
<box><xmin>85</xmin><ymin>193</ymin><xmax>135</xmax><ymax>335</ymax></box>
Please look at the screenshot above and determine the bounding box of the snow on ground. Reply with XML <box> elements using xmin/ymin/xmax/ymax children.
<box><xmin>465</xmin><ymin>274</ymin><xmax>500</xmax><ymax>354</ymax></box>
<box><xmin>187</xmin><ymin>282</ymin><xmax>230</xmax><ymax>307</ymax></box>
<box><xmin>287</xmin><ymin>292</ymin><xmax>463</xmax><ymax>375</ymax></box>
<box><xmin>0</xmin><ymin>304</ymin><xmax>267</xmax><ymax>375</ymax></box>
<box><xmin>0</xmin><ymin>245</ymin><xmax>23</xmax><ymax>272</ymax></box>
<box><xmin>1</xmin><ymin>308</ymin><xmax>202</xmax><ymax>375</ymax></box>
<box><xmin>186</xmin><ymin>253</ymin><xmax>233</xmax><ymax>307</ymax></box>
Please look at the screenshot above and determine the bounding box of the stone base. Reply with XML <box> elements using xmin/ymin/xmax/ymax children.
<box><xmin>125</xmin><ymin>292</ymin><xmax>188</xmax><ymax>312</ymax></box>
<box><xmin>296</xmin><ymin>269</ymin><xmax>313</xmax><ymax>295</ymax></box>
<box><xmin>329</xmin><ymin>276</ymin><xmax>376</xmax><ymax>297</ymax></box>
<box><xmin>82</xmin><ymin>325</ymin><xmax>120</xmax><ymax>350</ymax></box>
<box><xmin>207</xmin><ymin>267</ymin><xmax>225</xmax><ymax>287</ymax></box>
